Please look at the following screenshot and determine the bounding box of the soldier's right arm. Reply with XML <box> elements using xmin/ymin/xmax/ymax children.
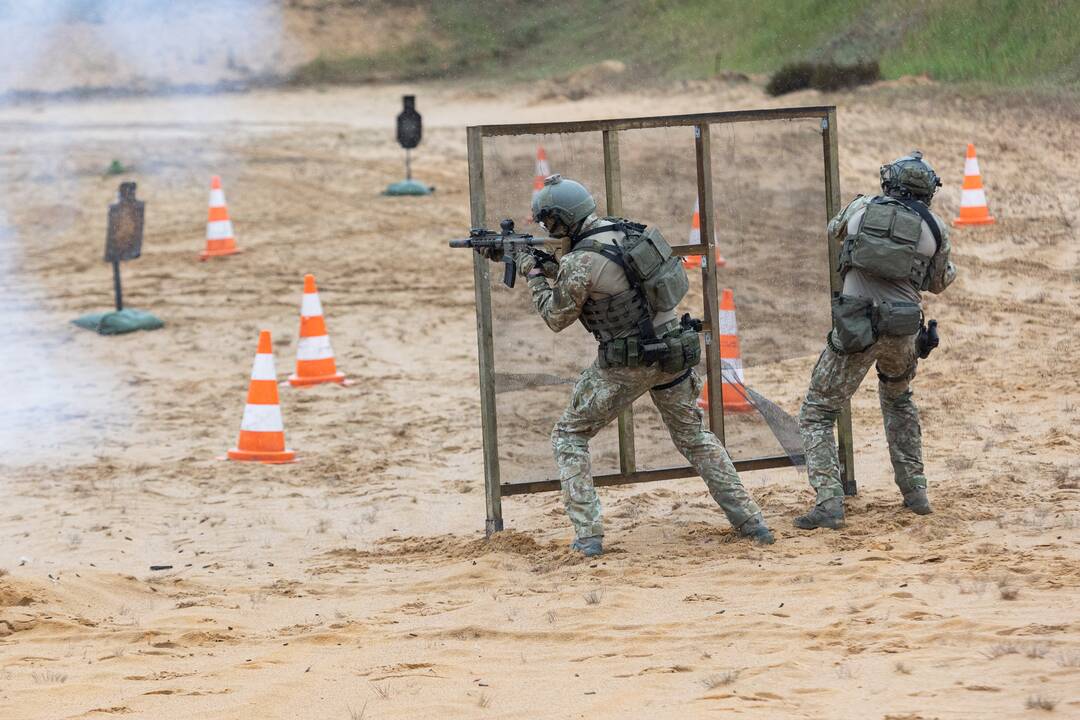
<box><xmin>526</xmin><ymin>251</ymin><xmax>594</xmax><ymax>332</ymax></box>
<box><xmin>827</xmin><ymin>194</ymin><xmax>868</xmax><ymax>239</ymax></box>
<box><xmin>925</xmin><ymin>216</ymin><xmax>957</xmax><ymax>294</ymax></box>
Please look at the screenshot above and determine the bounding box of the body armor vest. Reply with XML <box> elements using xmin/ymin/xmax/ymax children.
<box><xmin>574</xmin><ymin>219</ymin><xmax>689</xmax><ymax>342</ymax></box>
<box><xmin>840</xmin><ymin>196</ymin><xmax>932</xmax><ymax>289</ymax></box>
<box><xmin>580</xmin><ymin>287</ymin><xmax>649</xmax><ymax>342</ymax></box>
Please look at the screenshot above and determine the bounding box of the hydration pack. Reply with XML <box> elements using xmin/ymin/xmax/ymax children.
<box><xmin>840</xmin><ymin>197</ymin><xmax>933</xmax><ymax>289</ymax></box>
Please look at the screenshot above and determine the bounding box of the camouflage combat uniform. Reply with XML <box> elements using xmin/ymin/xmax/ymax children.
<box><xmin>800</xmin><ymin>195</ymin><xmax>957</xmax><ymax>503</ymax></box>
<box><xmin>526</xmin><ymin>215</ymin><xmax>764</xmax><ymax>539</ymax></box>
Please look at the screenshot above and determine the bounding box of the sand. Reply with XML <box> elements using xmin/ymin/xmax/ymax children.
<box><xmin>0</xmin><ymin>78</ymin><xmax>1077</xmax><ymax>719</ymax></box>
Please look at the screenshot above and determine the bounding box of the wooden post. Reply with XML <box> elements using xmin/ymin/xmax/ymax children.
<box><xmin>467</xmin><ymin>127</ymin><xmax>504</xmax><ymax>534</ymax></box>
<box><xmin>695</xmin><ymin>123</ymin><xmax>725</xmax><ymax>444</ymax></box>
<box><xmin>821</xmin><ymin>108</ymin><xmax>857</xmax><ymax>496</ymax></box>
<box><xmin>603</xmin><ymin>129</ymin><xmax>637</xmax><ymax>475</ymax></box>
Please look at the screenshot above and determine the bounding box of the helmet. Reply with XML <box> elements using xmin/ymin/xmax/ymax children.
<box><xmin>880</xmin><ymin>151</ymin><xmax>942</xmax><ymax>202</ymax></box>
<box><xmin>531</xmin><ymin>174</ymin><xmax>596</xmax><ymax>232</ymax></box>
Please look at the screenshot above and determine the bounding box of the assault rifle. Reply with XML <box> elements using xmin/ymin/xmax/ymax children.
<box><xmin>449</xmin><ymin>218</ymin><xmax>557</xmax><ymax>288</ymax></box>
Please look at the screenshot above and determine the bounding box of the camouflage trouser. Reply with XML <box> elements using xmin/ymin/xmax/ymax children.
<box><xmin>552</xmin><ymin>363</ymin><xmax>762</xmax><ymax>539</ymax></box>
<box><xmin>799</xmin><ymin>332</ymin><xmax>925</xmax><ymax>503</ymax></box>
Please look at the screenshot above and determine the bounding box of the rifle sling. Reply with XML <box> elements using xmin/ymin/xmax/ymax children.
<box><xmin>894</xmin><ymin>197</ymin><xmax>943</xmax><ymax>253</ymax></box>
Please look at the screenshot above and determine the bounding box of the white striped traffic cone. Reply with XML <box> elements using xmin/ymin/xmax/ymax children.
<box><xmin>533</xmin><ymin>146</ymin><xmax>551</xmax><ymax>194</ymax></box>
<box><xmin>683</xmin><ymin>197</ymin><xmax>726</xmax><ymax>269</ymax></box>
<box><xmin>228</xmin><ymin>330</ymin><xmax>296</xmax><ymax>463</ymax></box>
<box><xmin>288</xmin><ymin>274</ymin><xmax>346</xmax><ymax>387</ymax></box>
<box><xmin>699</xmin><ymin>288</ymin><xmax>752</xmax><ymax>413</ymax></box>
<box><xmin>953</xmin><ymin>143</ymin><xmax>995</xmax><ymax>226</ymax></box>
<box><xmin>200</xmin><ymin>175</ymin><xmax>242</xmax><ymax>260</ymax></box>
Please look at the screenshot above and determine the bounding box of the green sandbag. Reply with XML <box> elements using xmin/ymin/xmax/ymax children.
<box><xmin>383</xmin><ymin>179</ymin><xmax>434</xmax><ymax>196</ymax></box>
<box><xmin>72</xmin><ymin>308</ymin><xmax>164</xmax><ymax>335</ymax></box>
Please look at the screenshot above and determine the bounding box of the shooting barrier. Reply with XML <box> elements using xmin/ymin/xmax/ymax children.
<box><xmin>465</xmin><ymin>107</ymin><xmax>853</xmax><ymax>536</ymax></box>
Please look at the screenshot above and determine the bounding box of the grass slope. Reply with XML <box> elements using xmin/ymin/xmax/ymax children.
<box><xmin>292</xmin><ymin>0</ymin><xmax>1080</xmax><ymax>87</ymax></box>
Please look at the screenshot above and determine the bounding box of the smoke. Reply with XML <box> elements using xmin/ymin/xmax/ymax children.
<box><xmin>0</xmin><ymin>0</ymin><xmax>288</xmax><ymax>98</ymax></box>
<box><xmin>0</xmin><ymin>1</ymin><xmax>285</xmax><ymax>465</ymax></box>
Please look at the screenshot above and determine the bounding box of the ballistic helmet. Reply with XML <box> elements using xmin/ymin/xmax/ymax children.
<box><xmin>531</xmin><ymin>174</ymin><xmax>596</xmax><ymax>232</ymax></box>
<box><xmin>880</xmin><ymin>150</ymin><xmax>942</xmax><ymax>203</ymax></box>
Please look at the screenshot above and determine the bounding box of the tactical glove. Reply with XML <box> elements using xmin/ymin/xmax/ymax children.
<box><xmin>476</xmin><ymin>246</ymin><xmax>504</xmax><ymax>262</ymax></box>
<box><xmin>538</xmin><ymin>259</ymin><xmax>559</xmax><ymax>278</ymax></box>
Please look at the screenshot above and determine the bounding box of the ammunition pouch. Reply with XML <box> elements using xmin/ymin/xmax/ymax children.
<box><xmin>829</xmin><ymin>294</ymin><xmax>876</xmax><ymax>354</ymax></box>
<box><xmin>598</xmin><ymin>336</ymin><xmax>647</xmax><ymax>369</ymax></box>
<box><xmin>876</xmin><ymin>300</ymin><xmax>922</xmax><ymax>337</ymax></box>
<box><xmin>597</xmin><ymin>320</ymin><xmax>701</xmax><ymax>372</ymax></box>
<box><xmin>830</xmin><ymin>295</ymin><xmax>923</xmax><ymax>355</ymax></box>
<box><xmin>658</xmin><ymin>324</ymin><xmax>702</xmax><ymax>374</ymax></box>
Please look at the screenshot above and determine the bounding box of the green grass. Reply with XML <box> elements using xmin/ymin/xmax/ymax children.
<box><xmin>885</xmin><ymin>0</ymin><xmax>1080</xmax><ymax>86</ymax></box>
<box><xmin>290</xmin><ymin>0</ymin><xmax>1080</xmax><ymax>88</ymax></box>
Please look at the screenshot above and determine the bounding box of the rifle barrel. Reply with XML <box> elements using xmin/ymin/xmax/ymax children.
<box><xmin>448</xmin><ymin>234</ymin><xmax>555</xmax><ymax>248</ymax></box>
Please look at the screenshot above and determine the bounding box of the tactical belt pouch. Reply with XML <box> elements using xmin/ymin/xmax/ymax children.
<box><xmin>598</xmin><ymin>325</ymin><xmax>700</xmax><ymax>372</ymax></box>
<box><xmin>659</xmin><ymin>326</ymin><xmax>701</xmax><ymax>374</ymax></box>
<box><xmin>599</xmin><ymin>337</ymin><xmax>642</xmax><ymax>369</ymax></box>
<box><xmin>830</xmin><ymin>294</ymin><xmax>876</xmax><ymax>354</ymax></box>
<box><xmin>876</xmin><ymin>300</ymin><xmax>923</xmax><ymax>336</ymax></box>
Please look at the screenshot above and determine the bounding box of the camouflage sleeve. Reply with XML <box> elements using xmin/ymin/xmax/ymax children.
<box><xmin>827</xmin><ymin>194</ymin><xmax>868</xmax><ymax>239</ymax></box>
<box><xmin>926</xmin><ymin>218</ymin><xmax>957</xmax><ymax>294</ymax></box>
<box><xmin>526</xmin><ymin>251</ymin><xmax>593</xmax><ymax>332</ymax></box>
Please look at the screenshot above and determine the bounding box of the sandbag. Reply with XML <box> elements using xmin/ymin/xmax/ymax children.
<box><xmin>71</xmin><ymin>308</ymin><xmax>164</xmax><ymax>335</ymax></box>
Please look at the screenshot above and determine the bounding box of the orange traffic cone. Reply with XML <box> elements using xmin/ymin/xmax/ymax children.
<box><xmin>953</xmin><ymin>143</ymin><xmax>995</xmax><ymax>226</ymax></box>
<box><xmin>533</xmin><ymin>146</ymin><xmax>551</xmax><ymax>194</ymax></box>
<box><xmin>683</xmin><ymin>198</ymin><xmax>727</xmax><ymax>269</ymax></box>
<box><xmin>699</xmin><ymin>288</ymin><xmax>753</xmax><ymax>413</ymax></box>
<box><xmin>288</xmin><ymin>274</ymin><xmax>346</xmax><ymax>387</ymax></box>
<box><xmin>200</xmin><ymin>175</ymin><xmax>242</xmax><ymax>260</ymax></box>
<box><xmin>228</xmin><ymin>330</ymin><xmax>296</xmax><ymax>463</ymax></box>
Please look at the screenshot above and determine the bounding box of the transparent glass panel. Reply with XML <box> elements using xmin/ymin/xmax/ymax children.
<box><xmin>614</xmin><ymin>124</ymin><xmax>703</xmax><ymax>473</ymax></box>
<box><xmin>476</xmin><ymin>114</ymin><xmax>833</xmax><ymax>488</ymax></box>
<box><xmin>480</xmin><ymin>132</ymin><xmax>616</xmax><ymax>487</ymax></box>
<box><xmin>709</xmin><ymin>118</ymin><xmax>831</xmax><ymax>462</ymax></box>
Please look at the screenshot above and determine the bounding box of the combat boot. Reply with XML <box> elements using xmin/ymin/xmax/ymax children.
<box><xmin>738</xmin><ymin>516</ymin><xmax>775</xmax><ymax>545</ymax></box>
<box><xmin>570</xmin><ymin>536</ymin><xmax>603</xmax><ymax>557</ymax></box>
<box><xmin>902</xmin><ymin>488</ymin><xmax>932</xmax><ymax>515</ymax></box>
<box><xmin>794</xmin><ymin>497</ymin><xmax>845</xmax><ymax>530</ymax></box>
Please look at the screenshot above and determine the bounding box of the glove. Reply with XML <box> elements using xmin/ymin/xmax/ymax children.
<box><xmin>476</xmin><ymin>245</ymin><xmax>504</xmax><ymax>262</ymax></box>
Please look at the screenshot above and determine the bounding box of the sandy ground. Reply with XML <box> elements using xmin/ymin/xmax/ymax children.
<box><xmin>0</xmin><ymin>78</ymin><xmax>1077</xmax><ymax>719</ymax></box>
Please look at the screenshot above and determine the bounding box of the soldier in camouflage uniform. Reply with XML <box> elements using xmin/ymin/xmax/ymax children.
<box><xmin>510</xmin><ymin>175</ymin><xmax>773</xmax><ymax>556</ymax></box>
<box><xmin>795</xmin><ymin>152</ymin><xmax>957</xmax><ymax>530</ymax></box>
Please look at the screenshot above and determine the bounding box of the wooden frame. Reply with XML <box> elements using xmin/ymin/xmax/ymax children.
<box><xmin>466</xmin><ymin>106</ymin><xmax>853</xmax><ymax>536</ymax></box>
